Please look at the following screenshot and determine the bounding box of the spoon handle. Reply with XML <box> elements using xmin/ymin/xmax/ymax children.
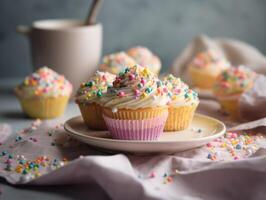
<box><xmin>85</xmin><ymin>0</ymin><xmax>103</xmax><ymax>25</ymax></box>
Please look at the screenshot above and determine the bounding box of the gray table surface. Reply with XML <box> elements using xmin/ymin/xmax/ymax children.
<box><xmin>0</xmin><ymin>79</ymin><xmax>111</xmax><ymax>200</ymax></box>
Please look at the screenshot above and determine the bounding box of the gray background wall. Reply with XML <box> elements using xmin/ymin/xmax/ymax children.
<box><xmin>0</xmin><ymin>0</ymin><xmax>265</xmax><ymax>78</ymax></box>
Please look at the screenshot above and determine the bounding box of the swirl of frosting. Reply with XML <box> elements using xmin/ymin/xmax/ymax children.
<box><xmin>75</xmin><ymin>71</ymin><xmax>116</xmax><ymax>104</ymax></box>
<box><xmin>189</xmin><ymin>49</ymin><xmax>230</xmax><ymax>76</ymax></box>
<box><xmin>99</xmin><ymin>52</ymin><xmax>137</xmax><ymax>74</ymax></box>
<box><xmin>213</xmin><ymin>65</ymin><xmax>257</xmax><ymax>96</ymax></box>
<box><xmin>163</xmin><ymin>74</ymin><xmax>199</xmax><ymax>106</ymax></box>
<box><xmin>101</xmin><ymin>65</ymin><xmax>170</xmax><ymax>110</ymax></box>
<box><xmin>15</xmin><ymin>67</ymin><xmax>72</xmax><ymax>98</ymax></box>
<box><xmin>126</xmin><ymin>46</ymin><xmax>161</xmax><ymax>74</ymax></box>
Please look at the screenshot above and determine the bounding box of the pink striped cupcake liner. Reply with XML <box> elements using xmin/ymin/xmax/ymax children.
<box><xmin>103</xmin><ymin>111</ymin><xmax>168</xmax><ymax>141</ymax></box>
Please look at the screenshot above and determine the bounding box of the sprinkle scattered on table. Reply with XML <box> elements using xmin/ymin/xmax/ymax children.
<box><xmin>0</xmin><ymin>119</ymin><xmax>265</xmax><ymax>185</ymax></box>
<box><xmin>205</xmin><ymin>131</ymin><xmax>263</xmax><ymax>161</ymax></box>
<box><xmin>0</xmin><ymin>119</ymin><xmax>79</xmax><ymax>183</ymax></box>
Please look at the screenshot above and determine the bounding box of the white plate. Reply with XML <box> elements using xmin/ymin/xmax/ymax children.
<box><xmin>193</xmin><ymin>88</ymin><xmax>215</xmax><ymax>99</ymax></box>
<box><xmin>64</xmin><ymin>114</ymin><xmax>226</xmax><ymax>154</ymax></box>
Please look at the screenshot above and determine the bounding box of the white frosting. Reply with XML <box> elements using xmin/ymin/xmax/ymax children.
<box><xmin>15</xmin><ymin>67</ymin><xmax>72</xmax><ymax>98</ymax></box>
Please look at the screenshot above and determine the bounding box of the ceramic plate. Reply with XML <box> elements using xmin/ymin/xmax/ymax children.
<box><xmin>193</xmin><ymin>88</ymin><xmax>215</xmax><ymax>99</ymax></box>
<box><xmin>64</xmin><ymin>114</ymin><xmax>226</xmax><ymax>154</ymax></box>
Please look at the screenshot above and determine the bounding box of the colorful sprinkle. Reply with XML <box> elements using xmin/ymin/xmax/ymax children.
<box><xmin>117</xmin><ymin>91</ymin><xmax>126</xmax><ymax>97</ymax></box>
<box><xmin>15</xmin><ymin>67</ymin><xmax>72</xmax><ymax>98</ymax></box>
<box><xmin>149</xmin><ymin>171</ymin><xmax>156</xmax><ymax>178</ymax></box>
<box><xmin>213</xmin><ymin>66</ymin><xmax>256</xmax><ymax>96</ymax></box>
<box><xmin>76</xmin><ymin>71</ymin><xmax>115</xmax><ymax>103</ymax></box>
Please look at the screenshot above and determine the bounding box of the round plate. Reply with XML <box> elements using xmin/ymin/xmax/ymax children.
<box><xmin>64</xmin><ymin>114</ymin><xmax>226</xmax><ymax>153</ymax></box>
<box><xmin>193</xmin><ymin>88</ymin><xmax>215</xmax><ymax>99</ymax></box>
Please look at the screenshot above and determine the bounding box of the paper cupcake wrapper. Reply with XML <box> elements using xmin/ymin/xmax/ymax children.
<box><xmin>217</xmin><ymin>95</ymin><xmax>240</xmax><ymax>120</ymax></box>
<box><xmin>18</xmin><ymin>96</ymin><xmax>69</xmax><ymax>119</ymax></box>
<box><xmin>188</xmin><ymin>68</ymin><xmax>218</xmax><ymax>89</ymax></box>
<box><xmin>78</xmin><ymin>103</ymin><xmax>107</xmax><ymax>130</ymax></box>
<box><xmin>103</xmin><ymin>111</ymin><xmax>168</xmax><ymax>141</ymax></box>
<box><xmin>164</xmin><ymin>103</ymin><xmax>198</xmax><ymax>131</ymax></box>
<box><xmin>102</xmin><ymin>107</ymin><xmax>168</xmax><ymax>120</ymax></box>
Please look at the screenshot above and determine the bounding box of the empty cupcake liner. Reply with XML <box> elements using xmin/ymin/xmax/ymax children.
<box><xmin>103</xmin><ymin>111</ymin><xmax>168</xmax><ymax>141</ymax></box>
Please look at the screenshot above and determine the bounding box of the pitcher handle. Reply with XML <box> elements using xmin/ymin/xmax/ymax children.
<box><xmin>16</xmin><ymin>25</ymin><xmax>32</xmax><ymax>36</ymax></box>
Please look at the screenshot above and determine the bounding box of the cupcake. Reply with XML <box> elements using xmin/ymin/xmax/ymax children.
<box><xmin>127</xmin><ymin>46</ymin><xmax>162</xmax><ymax>75</ymax></box>
<box><xmin>101</xmin><ymin>65</ymin><xmax>169</xmax><ymax>140</ymax></box>
<box><xmin>213</xmin><ymin>66</ymin><xmax>257</xmax><ymax>120</ymax></box>
<box><xmin>75</xmin><ymin>71</ymin><xmax>116</xmax><ymax>130</ymax></box>
<box><xmin>188</xmin><ymin>49</ymin><xmax>230</xmax><ymax>89</ymax></box>
<box><xmin>163</xmin><ymin>74</ymin><xmax>199</xmax><ymax>131</ymax></box>
<box><xmin>15</xmin><ymin>67</ymin><xmax>72</xmax><ymax>119</ymax></box>
<box><xmin>99</xmin><ymin>52</ymin><xmax>137</xmax><ymax>75</ymax></box>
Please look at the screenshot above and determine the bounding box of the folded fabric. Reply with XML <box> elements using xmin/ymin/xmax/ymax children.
<box><xmin>171</xmin><ymin>35</ymin><xmax>266</xmax><ymax>121</ymax></box>
<box><xmin>171</xmin><ymin>35</ymin><xmax>266</xmax><ymax>82</ymax></box>
<box><xmin>239</xmin><ymin>75</ymin><xmax>266</xmax><ymax>121</ymax></box>
<box><xmin>1</xmin><ymin>99</ymin><xmax>266</xmax><ymax>200</ymax></box>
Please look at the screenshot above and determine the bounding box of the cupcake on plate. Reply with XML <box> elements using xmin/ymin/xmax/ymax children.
<box><xmin>127</xmin><ymin>46</ymin><xmax>162</xmax><ymax>75</ymax></box>
<box><xmin>15</xmin><ymin>67</ymin><xmax>72</xmax><ymax>119</ymax></box>
<box><xmin>99</xmin><ymin>52</ymin><xmax>137</xmax><ymax>75</ymax></box>
<box><xmin>213</xmin><ymin>66</ymin><xmax>257</xmax><ymax>120</ymax></box>
<box><xmin>101</xmin><ymin>65</ymin><xmax>169</xmax><ymax>140</ymax></box>
<box><xmin>163</xmin><ymin>74</ymin><xmax>199</xmax><ymax>131</ymax></box>
<box><xmin>75</xmin><ymin>71</ymin><xmax>116</xmax><ymax>130</ymax></box>
<box><xmin>188</xmin><ymin>49</ymin><xmax>230</xmax><ymax>89</ymax></box>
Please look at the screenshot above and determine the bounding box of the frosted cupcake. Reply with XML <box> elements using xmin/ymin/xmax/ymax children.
<box><xmin>127</xmin><ymin>46</ymin><xmax>162</xmax><ymax>75</ymax></box>
<box><xmin>99</xmin><ymin>52</ymin><xmax>137</xmax><ymax>75</ymax></box>
<box><xmin>15</xmin><ymin>67</ymin><xmax>72</xmax><ymax>119</ymax></box>
<box><xmin>75</xmin><ymin>71</ymin><xmax>115</xmax><ymax>130</ymax></box>
<box><xmin>101</xmin><ymin>65</ymin><xmax>169</xmax><ymax>140</ymax></box>
<box><xmin>163</xmin><ymin>74</ymin><xmax>199</xmax><ymax>131</ymax></box>
<box><xmin>213</xmin><ymin>66</ymin><xmax>257</xmax><ymax>120</ymax></box>
<box><xmin>188</xmin><ymin>49</ymin><xmax>230</xmax><ymax>89</ymax></box>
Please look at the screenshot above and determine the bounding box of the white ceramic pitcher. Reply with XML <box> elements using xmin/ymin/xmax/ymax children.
<box><xmin>17</xmin><ymin>19</ymin><xmax>102</xmax><ymax>95</ymax></box>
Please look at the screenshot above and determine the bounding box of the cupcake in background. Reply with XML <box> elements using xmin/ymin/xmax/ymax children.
<box><xmin>15</xmin><ymin>67</ymin><xmax>72</xmax><ymax>119</ymax></box>
<box><xmin>76</xmin><ymin>71</ymin><xmax>115</xmax><ymax>130</ymax></box>
<box><xmin>127</xmin><ymin>46</ymin><xmax>162</xmax><ymax>75</ymax></box>
<box><xmin>213</xmin><ymin>66</ymin><xmax>257</xmax><ymax>120</ymax></box>
<box><xmin>163</xmin><ymin>74</ymin><xmax>199</xmax><ymax>131</ymax></box>
<box><xmin>99</xmin><ymin>52</ymin><xmax>136</xmax><ymax>75</ymax></box>
<box><xmin>188</xmin><ymin>49</ymin><xmax>230</xmax><ymax>89</ymax></box>
<box><xmin>101</xmin><ymin>65</ymin><xmax>169</xmax><ymax>140</ymax></box>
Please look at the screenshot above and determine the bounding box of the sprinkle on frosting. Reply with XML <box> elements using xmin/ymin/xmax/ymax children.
<box><xmin>126</xmin><ymin>46</ymin><xmax>161</xmax><ymax>74</ymax></box>
<box><xmin>163</xmin><ymin>74</ymin><xmax>199</xmax><ymax>106</ymax></box>
<box><xmin>213</xmin><ymin>65</ymin><xmax>257</xmax><ymax>96</ymax></box>
<box><xmin>99</xmin><ymin>52</ymin><xmax>137</xmax><ymax>74</ymax></box>
<box><xmin>75</xmin><ymin>71</ymin><xmax>116</xmax><ymax>104</ymax></box>
<box><xmin>112</xmin><ymin>64</ymin><xmax>155</xmax><ymax>88</ymax></box>
<box><xmin>101</xmin><ymin>65</ymin><xmax>170</xmax><ymax>110</ymax></box>
<box><xmin>15</xmin><ymin>67</ymin><xmax>72</xmax><ymax>98</ymax></box>
<box><xmin>100</xmin><ymin>47</ymin><xmax>161</xmax><ymax>75</ymax></box>
<box><xmin>189</xmin><ymin>49</ymin><xmax>230</xmax><ymax>76</ymax></box>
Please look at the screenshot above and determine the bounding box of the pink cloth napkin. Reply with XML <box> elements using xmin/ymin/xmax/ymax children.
<box><xmin>1</xmin><ymin>99</ymin><xmax>266</xmax><ymax>200</ymax></box>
